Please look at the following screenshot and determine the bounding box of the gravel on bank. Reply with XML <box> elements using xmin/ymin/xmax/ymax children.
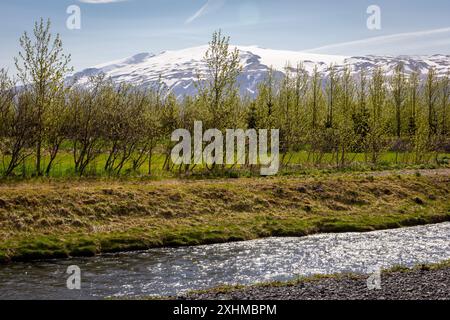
<box><xmin>183</xmin><ymin>266</ymin><xmax>450</xmax><ymax>300</ymax></box>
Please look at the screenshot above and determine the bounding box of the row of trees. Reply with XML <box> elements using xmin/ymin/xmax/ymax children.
<box><xmin>0</xmin><ymin>19</ymin><xmax>449</xmax><ymax>177</ymax></box>
<box><xmin>256</xmin><ymin>63</ymin><xmax>450</xmax><ymax>167</ymax></box>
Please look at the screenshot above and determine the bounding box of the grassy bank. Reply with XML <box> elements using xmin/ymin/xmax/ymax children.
<box><xmin>0</xmin><ymin>169</ymin><xmax>449</xmax><ymax>263</ymax></box>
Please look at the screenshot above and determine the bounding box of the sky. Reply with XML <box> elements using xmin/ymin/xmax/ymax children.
<box><xmin>0</xmin><ymin>0</ymin><xmax>449</xmax><ymax>72</ymax></box>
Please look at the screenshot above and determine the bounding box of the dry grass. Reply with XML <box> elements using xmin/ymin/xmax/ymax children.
<box><xmin>0</xmin><ymin>170</ymin><xmax>449</xmax><ymax>262</ymax></box>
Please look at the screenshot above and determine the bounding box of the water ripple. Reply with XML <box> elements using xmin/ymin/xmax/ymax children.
<box><xmin>0</xmin><ymin>222</ymin><xmax>449</xmax><ymax>299</ymax></box>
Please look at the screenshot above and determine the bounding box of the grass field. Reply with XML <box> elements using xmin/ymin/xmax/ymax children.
<box><xmin>0</xmin><ymin>169</ymin><xmax>449</xmax><ymax>263</ymax></box>
<box><xmin>1</xmin><ymin>150</ymin><xmax>449</xmax><ymax>179</ymax></box>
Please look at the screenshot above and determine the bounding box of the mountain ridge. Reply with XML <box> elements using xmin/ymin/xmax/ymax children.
<box><xmin>68</xmin><ymin>45</ymin><xmax>450</xmax><ymax>98</ymax></box>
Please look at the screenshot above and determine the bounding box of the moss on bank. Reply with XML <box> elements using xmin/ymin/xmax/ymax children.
<box><xmin>0</xmin><ymin>170</ymin><xmax>449</xmax><ymax>263</ymax></box>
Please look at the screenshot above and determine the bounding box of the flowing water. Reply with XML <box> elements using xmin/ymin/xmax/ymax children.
<box><xmin>0</xmin><ymin>222</ymin><xmax>449</xmax><ymax>299</ymax></box>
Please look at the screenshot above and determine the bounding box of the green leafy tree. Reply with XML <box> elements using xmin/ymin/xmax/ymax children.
<box><xmin>15</xmin><ymin>18</ymin><xmax>72</xmax><ymax>175</ymax></box>
<box><xmin>199</xmin><ymin>30</ymin><xmax>242</xmax><ymax>130</ymax></box>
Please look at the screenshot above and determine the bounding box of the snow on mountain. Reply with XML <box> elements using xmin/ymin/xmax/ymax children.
<box><xmin>69</xmin><ymin>45</ymin><xmax>450</xmax><ymax>98</ymax></box>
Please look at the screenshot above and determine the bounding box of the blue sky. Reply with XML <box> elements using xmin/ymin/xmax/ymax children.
<box><xmin>1</xmin><ymin>0</ymin><xmax>449</xmax><ymax>71</ymax></box>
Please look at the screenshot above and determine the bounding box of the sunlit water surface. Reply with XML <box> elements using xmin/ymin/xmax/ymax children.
<box><xmin>0</xmin><ymin>222</ymin><xmax>449</xmax><ymax>299</ymax></box>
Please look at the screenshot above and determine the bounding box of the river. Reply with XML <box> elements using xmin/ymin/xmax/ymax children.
<box><xmin>0</xmin><ymin>222</ymin><xmax>449</xmax><ymax>299</ymax></box>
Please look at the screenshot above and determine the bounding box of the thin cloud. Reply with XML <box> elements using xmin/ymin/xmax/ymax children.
<box><xmin>306</xmin><ymin>27</ymin><xmax>450</xmax><ymax>56</ymax></box>
<box><xmin>186</xmin><ymin>0</ymin><xmax>226</xmax><ymax>24</ymax></box>
<box><xmin>78</xmin><ymin>0</ymin><xmax>129</xmax><ymax>4</ymax></box>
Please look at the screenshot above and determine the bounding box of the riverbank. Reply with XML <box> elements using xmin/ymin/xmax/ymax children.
<box><xmin>0</xmin><ymin>169</ymin><xmax>449</xmax><ymax>263</ymax></box>
<box><xmin>183</xmin><ymin>260</ymin><xmax>450</xmax><ymax>300</ymax></box>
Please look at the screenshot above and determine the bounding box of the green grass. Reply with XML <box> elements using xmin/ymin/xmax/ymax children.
<box><xmin>0</xmin><ymin>170</ymin><xmax>449</xmax><ymax>263</ymax></box>
<box><xmin>1</xmin><ymin>150</ymin><xmax>449</xmax><ymax>180</ymax></box>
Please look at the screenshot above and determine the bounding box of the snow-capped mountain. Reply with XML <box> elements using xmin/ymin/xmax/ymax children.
<box><xmin>69</xmin><ymin>45</ymin><xmax>450</xmax><ymax>98</ymax></box>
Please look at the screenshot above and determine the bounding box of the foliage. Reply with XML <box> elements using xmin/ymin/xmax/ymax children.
<box><xmin>0</xmin><ymin>21</ymin><xmax>449</xmax><ymax>178</ymax></box>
